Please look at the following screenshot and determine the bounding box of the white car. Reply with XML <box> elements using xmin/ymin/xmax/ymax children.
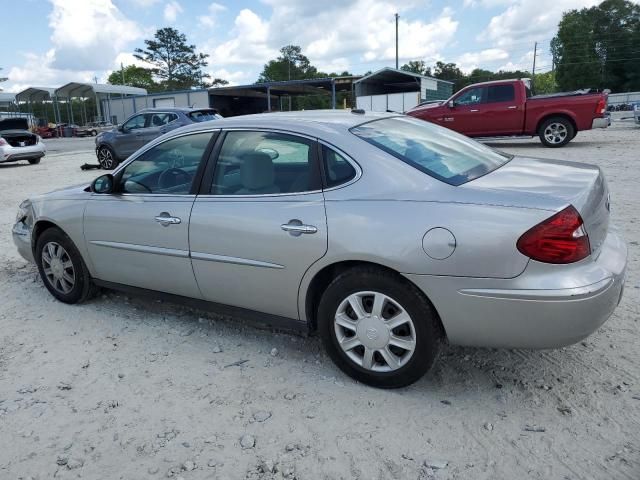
<box><xmin>0</xmin><ymin>118</ymin><xmax>46</xmax><ymax>165</ymax></box>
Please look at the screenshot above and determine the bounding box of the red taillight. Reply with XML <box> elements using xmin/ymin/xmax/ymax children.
<box><xmin>517</xmin><ymin>205</ymin><xmax>590</xmax><ymax>264</ymax></box>
<box><xmin>595</xmin><ymin>97</ymin><xmax>606</xmax><ymax>115</ymax></box>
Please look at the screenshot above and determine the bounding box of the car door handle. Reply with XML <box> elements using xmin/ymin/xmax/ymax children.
<box><xmin>507</xmin><ymin>106</ymin><xmax>518</xmax><ymax>109</ymax></box>
<box><xmin>281</xmin><ymin>219</ymin><xmax>317</xmax><ymax>236</ymax></box>
<box><xmin>470</xmin><ymin>109</ymin><xmax>479</xmax><ymax>112</ymax></box>
<box><xmin>155</xmin><ymin>212</ymin><xmax>181</xmax><ymax>226</ymax></box>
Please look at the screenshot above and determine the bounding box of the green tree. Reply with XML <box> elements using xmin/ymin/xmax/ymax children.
<box><xmin>134</xmin><ymin>27</ymin><xmax>210</xmax><ymax>91</ymax></box>
<box><xmin>0</xmin><ymin>67</ymin><xmax>7</xmax><ymax>91</ymax></box>
<box><xmin>533</xmin><ymin>71</ymin><xmax>558</xmax><ymax>94</ymax></box>
<box><xmin>552</xmin><ymin>0</ymin><xmax>640</xmax><ymax>92</ymax></box>
<box><xmin>401</xmin><ymin>60</ymin><xmax>432</xmax><ymax>76</ymax></box>
<box><xmin>433</xmin><ymin>62</ymin><xmax>467</xmax><ymax>90</ymax></box>
<box><xmin>107</xmin><ymin>65</ymin><xmax>160</xmax><ymax>92</ymax></box>
<box><xmin>258</xmin><ymin>45</ymin><xmax>321</xmax><ymax>82</ymax></box>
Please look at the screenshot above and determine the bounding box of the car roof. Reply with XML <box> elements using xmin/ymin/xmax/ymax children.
<box><xmin>137</xmin><ymin>107</ymin><xmax>217</xmax><ymax>113</ymax></box>
<box><xmin>177</xmin><ymin>109</ymin><xmax>397</xmax><ymax>136</ymax></box>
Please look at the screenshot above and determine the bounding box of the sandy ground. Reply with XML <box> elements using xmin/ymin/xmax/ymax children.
<box><xmin>0</xmin><ymin>119</ymin><xmax>639</xmax><ymax>480</ymax></box>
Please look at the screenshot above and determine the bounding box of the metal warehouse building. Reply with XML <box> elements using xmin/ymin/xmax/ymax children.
<box><xmin>354</xmin><ymin>68</ymin><xmax>453</xmax><ymax>113</ymax></box>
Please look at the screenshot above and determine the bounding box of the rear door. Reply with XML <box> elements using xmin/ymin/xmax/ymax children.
<box><xmin>189</xmin><ymin>130</ymin><xmax>328</xmax><ymax>320</ymax></box>
<box><xmin>84</xmin><ymin>131</ymin><xmax>216</xmax><ymax>297</ymax></box>
<box><xmin>479</xmin><ymin>84</ymin><xmax>524</xmax><ymax>136</ymax></box>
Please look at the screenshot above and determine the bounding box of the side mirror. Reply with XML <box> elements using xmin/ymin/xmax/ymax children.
<box><xmin>118</xmin><ymin>125</ymin><xmax>125</xmax><ymax>133</ymax></box>
<box><xmin>91</xmin><ymin>174</ymin><xmax>114</xmax><ymax>194</ymax></box>
<box><xmin>447</xmin><ymin>100</ymin><xmax>455</xmax><ymax>109</ymax></box>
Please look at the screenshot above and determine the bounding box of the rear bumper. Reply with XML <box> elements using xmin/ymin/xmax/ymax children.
<box><xmin>0</xmin><ymin>144</ymin><xmax>46</xmax><ymax>163</ymax></box>
<box><xmin>592</xmin><ymin>117</ymin><xmax>609</xmax><ymax>129</ymax></box>
<box><xmin>405</xmin><ymin>229</ymin><xmax>627</xmax><ymax>349</ymax></box>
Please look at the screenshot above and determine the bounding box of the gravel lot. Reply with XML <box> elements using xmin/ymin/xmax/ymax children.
<box><xmin>1</xmin><ymin>119</ymin><xmax>639</xmax><ymax>480</ymax></box>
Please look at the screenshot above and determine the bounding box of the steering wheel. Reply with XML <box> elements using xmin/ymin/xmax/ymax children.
<box><xmin>158</xmin><ymin>167</ymin><xmax>192</xmax><ymax>190</ymax></box>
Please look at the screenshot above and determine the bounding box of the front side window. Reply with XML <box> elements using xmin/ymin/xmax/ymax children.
<box><xmin>211</xmin><ymin>131</ymin><xmax>320</xmax><ymax>195</ymax></box>
<box><xmin>322</xmin><ymin>146</ymin><xmax>356</xmax><ymax>188</ymax></box>
<box><xmin>122</xmin><ymin>114</ymin><xmax>147</xmax><ymax>131</ymax></box>
<box><xmin>351</xmin><ymin>116</ymin><xmax>511</xmax><ymax>186</ymax></box>
<box><xmin>487</xmin><ymin>85</ymin><xmax>515</xmax><ymax>103</ymax></box>
<box><xmin>119</xmin><ymin>132</ymin><xmax>213</xmax><ymax>194</ymax></box>
<box><xmin>455</xmin><ymin>87</ymin><xmax>485</xmax><ymax>106</ymax></box>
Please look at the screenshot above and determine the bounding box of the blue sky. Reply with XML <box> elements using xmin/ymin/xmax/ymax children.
<box><xmin>0</xmin><ymin>0</ymin><xmax>604</xmax><ymax>93</ymax></box>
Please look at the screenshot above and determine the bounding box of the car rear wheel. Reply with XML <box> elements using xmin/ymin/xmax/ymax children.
<box><xmin>539</xmin><ymin>117</ymin><xmax>574</xmax><ymax>148</ymax></box>
<box><xmin>97</xmin><ymin>145</ymin><xmax>118</xmax><ymax>169</ymax></box>
<box><xmin>91</xmin><ymin>130</ymin><xmax>98</xmax><ymax>136</ymax></box>
<box><xmin>35</xmin><ymin>227</ymin><xmax>97</xmax><ymax>304</ymax></box>
<box><xmin>28</xmin><ymin>158</ymin><xmax>41</xmax><ymax>165</ymax></box>
<box><xmin>317</xmin><ymin>267</ymin><xmax>442</xmax><ymax>388</ymax></box>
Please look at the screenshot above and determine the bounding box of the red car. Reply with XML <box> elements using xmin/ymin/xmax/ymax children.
<box><xmin>406</xmin><ymin>79</ymin><xmax>608</xmax><ymax>147</ymax></box>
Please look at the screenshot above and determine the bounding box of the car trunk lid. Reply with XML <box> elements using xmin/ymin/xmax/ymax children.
<box><xmin>0</xmin><ymin>118</ymin><xmax>29</xmax><ymax>132</ymax></box>
<box><xmin>464</xmin><ymin>155</ymin><xmax>610</xmax><ymax>256</ymax></box>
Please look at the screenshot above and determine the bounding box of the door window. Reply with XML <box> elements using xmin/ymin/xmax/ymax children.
<box><xmin>122</xmin><ymin>114</ymin><xmax>147</xmax><ymax>131</ymax></box>
<box><xmin>487</xmin><ymin>85</ymin><xmax>515</xmax><ymax>103</ymax></box>
<box><xmin>322</xmin><ymin>146</ymin><xmax>356</xmax><ymax>188</ymax></box>
<box><xmin>118</xmin><ymin>132</ymin><xmax>213</xmax><ymax>194</ymax></box>
<box><xmin>211</xmin><ymin>131</ymin><xmax>320</xmax><ymax>195</ymax></box>
<box><xmin>455</xmin><ymin>87</ymin><xmax>485</xmax><ymax>106</ymax></box>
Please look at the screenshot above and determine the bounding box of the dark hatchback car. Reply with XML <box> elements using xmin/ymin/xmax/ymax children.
<box><xmin>95</xmin><ymin>107</ymin><xmax>222</xmax><ymax>169</ymax></box>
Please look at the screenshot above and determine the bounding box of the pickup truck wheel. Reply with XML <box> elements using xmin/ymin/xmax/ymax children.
<box><xmin>97</xmin><ymin>145</ymin><xmax>118</xmax><ymax>170</ymax></box>
<box><xmin>539</xmin><ymin>117</ymin><xmax>574</xmax><ymax>148</ymax></box>
<box><xmin>317</xmin><ymin>267</ymin><xmax>442</xmax><ymax>388</ymax></box>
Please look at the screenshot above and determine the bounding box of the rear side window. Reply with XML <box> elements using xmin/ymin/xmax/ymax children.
<box><xmin>351</xmin><ymin>116</ymin><xmax>511</xmax><ymax>186</ymax></box>
<box><xmin>487</xmin><ymin>85</ymin><xmax>515</xmax><ymax>103</ymax></box>
<box><xmin>188</xmin><ymin>110</ymin><xmax>222</xmax><ymax>122</ymax></box>
<box><xmin>322</xmin><ymin>146</ymin><xmax>356</xmax><ymax>188</ymax></box>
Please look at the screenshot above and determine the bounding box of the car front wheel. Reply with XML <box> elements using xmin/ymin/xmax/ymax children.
<box><xmin>35</xmin><ymin>227</ymin><xmax>96</xmax><ymax>304</ymax></box>
<box><xmin>318</xmin><ymin>267</ymin><xmax>442</xmax><ymax>388</ymax></box>
<box><xmin>97</xmin><ymin>145</ymin><xmax>118</xmax><ymax>169</ymax></box>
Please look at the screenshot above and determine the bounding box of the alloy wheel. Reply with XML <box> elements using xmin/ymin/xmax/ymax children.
<box><xmin>98</xmin><ymin>147</ymin><xmax>115</xmax><ymax>169</ymax></box>
<box><xmin>41</xmin><ymin>241</ymin><xmax>75</xmax><ymax>294</ymax></box>
<box><xmin>334</xmin><ymin>291</ymin><xmax>416</xmax><ymax>372</ymax></box>
<box><xmin>543</xmin><ymin>122</ymin><xmax>568</xmax><ymax>145</ymax></box>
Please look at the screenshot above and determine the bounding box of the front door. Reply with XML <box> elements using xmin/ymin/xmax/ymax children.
<box><xmin>444</xmin><ymin>86</ymin><xmax>488</xmax><ymax>136</ymax></box>
<box><xmin>189</xmin><ymin>130</ymin><xmax>328</xmax><ymax>320</ymax></box>
<box><xmin>115</xmin><ymin>113</ymin><xmax>150</xmax><ymax>158</ymax></box>
<box><xmin>84</xmin><ymin>131</ymin><xmax>216</xmax><ymax>298</ymax></box>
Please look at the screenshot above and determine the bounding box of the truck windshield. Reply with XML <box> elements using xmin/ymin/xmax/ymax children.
<box><xmin>350</xmin><ymin>116</ymin><xmax>511</xmax><ymax>186</ymax></box>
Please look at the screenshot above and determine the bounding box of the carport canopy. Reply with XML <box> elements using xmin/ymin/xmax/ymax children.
<box><xmin>54</xmin><ymin>82</ymin><xmax>147</xmax><ymax>99</ymax></box>
<box><xmin>0</xmin><ymin>92</ymin><xmax>16</xmax><ymax>109</ymax></box>
<box><xmin>15</xmin><ymin>87</ymin><xmax>57</xmax><ymax>103</ymax></box>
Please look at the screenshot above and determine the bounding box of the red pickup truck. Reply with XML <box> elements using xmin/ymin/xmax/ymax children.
<box><xmin>406</xmin><ymin>79</ymin><xmax>609</xmax><ymax>147</ymax></box>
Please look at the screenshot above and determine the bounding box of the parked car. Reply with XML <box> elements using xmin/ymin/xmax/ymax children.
<box><xmin>0</xmin><ymin>118</ymin><xmax>46</xmax><ymax>165</ymax></box>
<box><xmin>36</xmin><ymin>125</ymin><xmax>58</xmax><ymax>138</ymax></box>
<box><xmin>407</xmin><ymin>79</ymin><xmax>609</xmax><ymax>147</ymax></box>
<box><xmin>76</xmin><ymin>121</ymin><xmax>114</xmax><ymax>137</ymax></box>
<box><xmin>13</xmin><ymin>111</ymin><xmax>626</xmax><ymax>388</ymax></box>
<box><xmin>95</xmin><ymin>107</ymin><xmax>222</xmax><ymax>169</ymax></box>
<box><xmin>633</xmin><ymin>103</ymin><xmax>640</xmax><ymax>125</ymax></box>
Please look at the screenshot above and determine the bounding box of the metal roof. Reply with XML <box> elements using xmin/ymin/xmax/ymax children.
<box><xmin>55</xmin><ymin>82</ymin><xmax>147</xmax><ymax>98</ymax></box>
<box><xmin>354</xmin><ymin>67</ymin><xmax>453</xmax><ymax>85</ymax></box>
<box><xmin>209</xmin><ymin>77</ymin><xmax>360</xmax><ymax>97</ymax></box>
<box><xmin>15</xmin><ymin>87</ymin><xmax>56</xmax><ymax>102</ymax></box>
<box><xmin>0</xmin><ymin>92</ymin><xmax>16</xmax><ymax>105</ymax></box>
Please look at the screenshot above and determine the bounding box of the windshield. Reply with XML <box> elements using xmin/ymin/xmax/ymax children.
<box><xmin>350</xmin><ymin>116</ymin><xmax>511</xmax><ymax>186</ymax></box>
<box><xmin>188</xmin><ymin>109</ymin><xmax>222</xmax><ymax>122</ymax></box>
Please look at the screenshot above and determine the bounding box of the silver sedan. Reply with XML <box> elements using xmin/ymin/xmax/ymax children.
<box><xmin>12</xmin><ymin>111</ymin><xmax>627</xmax><ymax>388</ymax></box>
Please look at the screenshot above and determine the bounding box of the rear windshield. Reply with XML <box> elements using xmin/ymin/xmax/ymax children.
<box><xmin>188</xmin><ymin>109</ymin><xmax>222</xmax><ymax>122</ymax></box>
<box><xmin>350</xmin><ymin>116</ymin><xmax>511</xmax><ymax>186</ymax></box>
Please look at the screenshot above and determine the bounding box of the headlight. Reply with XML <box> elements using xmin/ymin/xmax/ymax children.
<box><xmin>16</xmin><ymin>199</ymin><xmax>32</xmax><ymax>223</ymax></box>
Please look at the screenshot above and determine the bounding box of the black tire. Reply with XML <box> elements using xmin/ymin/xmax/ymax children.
<box><xmin>91</xmin><ymin>130</ymin><xmax>98</xmax><ymax>136</ymax></box>
<box><xmin>28</xmin><ymin>157</ymin><xmax>41</xmax><ymax>165</ymax></box>
<box><xmin>317</xmin><ymin>267</ymin><xmax>442</xmax><ymax>388</ymax></box>
<box><xmin>97</xmin><ymin>145</ymin><xmax>118</xmax><ymax>170</ymax></box>
<box><xmin>35</xmin><ymin>227</ymin><xmax>97</xmax><ymax>304</ymax></box>
<box><xmin>538</xmin><ymin>116</ymin><xmax>574</xmax><ymax>148</ymax></box>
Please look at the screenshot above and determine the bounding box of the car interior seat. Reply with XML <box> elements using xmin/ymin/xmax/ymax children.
<box><xmin>235</xmin><ymin>152</ymin><xmax>280</xmax><ymax>195</ymax></box>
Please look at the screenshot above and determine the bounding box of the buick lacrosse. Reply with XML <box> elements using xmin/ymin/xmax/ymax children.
<box><xmin>13</xmin><ymin>111</ymin><xmax>627</xmax><ymax>388</ymax></box>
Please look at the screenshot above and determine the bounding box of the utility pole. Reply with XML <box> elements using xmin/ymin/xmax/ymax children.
<box><xmin>531</xmin><ymin>41</ymin><xmax>537</xmax><ymax>94</ymax></box>
<box><xmin>395</xmin><ymin>13</ymin><xmax>399</xmax><ymax>69</ymax></box>
<box><xmin>121</xmin><ymin>62</ymin><xmax>125</xmax><ymax>85</ymax></box>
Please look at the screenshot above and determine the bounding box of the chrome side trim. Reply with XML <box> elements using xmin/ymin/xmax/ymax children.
<box><xmin>190</xmin><ymin>251</ymin><xmax>284</xmax><ymax>269</ymax></box>
<box><xmin>89</xmin><ymin>240</ymin><xmax>189</xmax><ymax>258</ymax></box>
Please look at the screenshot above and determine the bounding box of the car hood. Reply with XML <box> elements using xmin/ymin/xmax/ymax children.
<box><xmin>0</xmin><ymin>118</ymin><xmax>29</xmax><ymax>132</ymax></box>
<box><xmin>31</xmin><ymin>183</ymin><xmax>91</xmax><ymax>202</ymax></box>
<box><xmin>406</xmin><ymin>102</ymin><xmax>444</xmax><ymax>115</ymax></box>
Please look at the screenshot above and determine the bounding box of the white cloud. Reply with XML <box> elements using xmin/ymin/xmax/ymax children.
<box><xmin>49</xmin><ymin>0</ymin><xmax>142</xmax><ymax>71</ymax></box>
<box><xmin>455</xmin><ymin>48</ymin><xmax>509</xmax><ymax>73</ymax></box>
<box><xmin>207</xmin><ymin>68</ymin><xmax>252</xmax><ymax>85</ymax></box>
<box><xmin>198</xmin><ymin>2</ymin><xmax>227</xmax><ymax>28</ymax></box>
<box><xmin>479</xmin><ymin>0</ymin><xmax>600</xmax><ymax>46</ymax></box>
<box><xmin>163</xmin><ymin>0</ymin><xmax>183</xmax><ymax>22</ymax></box>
